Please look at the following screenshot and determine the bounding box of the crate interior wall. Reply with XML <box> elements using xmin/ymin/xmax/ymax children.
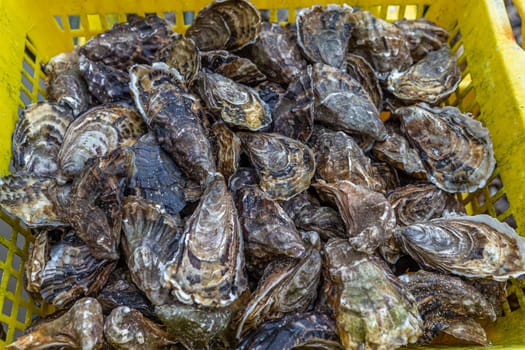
<box><xmin>1</xmin><ymin>0</ymin><xmax>525</xmax><ymax>347</ymax></box>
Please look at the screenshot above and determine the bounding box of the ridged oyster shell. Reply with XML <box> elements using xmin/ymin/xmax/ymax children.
<box><xmin>395</xmin><ymin>19</ymin><xmax>449</xmax><ymax>61</ymax></box>
<box><xmin>211</xmin><ymin>122</ymin><xmax>242</xmax><ymax>181</ymax></box>
<box><xmin>345</xmin><ymin>53</ymin><xmax>382</xmax><ymax>110</ymax></box>
<box><xmin>201</xmin><ymin>50</ymin><xmax>266</xmax><ymax>86</ymax></box>
<box><xmin>156</xmin><ymin>35</ymin><xmax>201</xmax><ymax>85</ymax></box>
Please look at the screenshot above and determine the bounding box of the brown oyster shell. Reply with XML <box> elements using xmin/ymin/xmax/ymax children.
<box><xmin>104</xmin><ymin>306</ymin><xmax>176</xmax><ymax>350</ymax></box>
<box><xmin>186</xmin><ymin>0</ymin><xmax>261</xmax><ymax>51</ymax></box>
<box><xmin>252</xmin><ymin>81</ymin><xmax>285</xmax><ymax>116</ymax></box>
<box><xmin>6</xmin><ymin>298</ymin><xmax>104</xmax><ymax>350</ymax></box>
<box><xmin>370</xmin><ymin>161</ymin><xmax>400</xmax><ymax>194</ymax></box>
<box><xmin>195</xmin><ymin>71</ymin><xmax>272</xmax><ymax>131</ymax></box>
<box><xmin>394</xmin><ymin>214</ymin><xmax>525</xmax><ymax>280</ymax></box>
<box><xmin>13</xmin><ymin>102</ymin><xmax>73</xmax><ymax>177</ymax></box>
<box><xmin>210</xmin><ymin>122</ymin><xmax>241</xmax><ymax>181</ymax></box>
<box><xmin>155</xmin><ymin>35</ymin><xmax>200</xmax><ymax>85</ymax></box>
<box><xmin>228</xmin><ymin>167</ymin><xmax>258</xmax><ymax>193</ymax></box>
<box><xmin>164</xmin><ymin>173</ymin><xmax>247</xmax><ymax>307</ymax></box>
<box><xmin>387</xmin><ymin>46</ymin><xmax>461</xmax><ymax>104</ymax></box>
<box><xmin>438</xmin><ymin>318</ymin><xmax>491</xmax><ymax>346</ymax></box>
<box><xmin>293</xmin><ymin>201</ymin><xmax>346</xmax><ymax>241</ymax></box>
<box><xmin>79</xmin><ymin>14</ymin><xmax>173</xmax><ymax>70</ymax></box>
<box><xmin>297</xmin><ymin>5</ymin><xmax>354</xmax><ymax>68</ymax></box>
<box><xmin>238</xmin><ymin>132</ymin><xmax>316</xmax><ymax>200</ymax></box>
<box><xmin>388</xmin><ymin>183</ymin><xmax>465</xmax><ymax>226</ymax></box>
<box><xmin>322</xmin><ymin>239</ymin><xmax>422</xmax><ymax>350</ymax></box>
<box><xmin>345</xmin><ymin>53</ymin><xmax>383</xmax><ymax>110</ymax></box>
<box><xmin>395</xmin><ymin>18</ymin><xmax>449</xmax><ymax>61</ymax></box>
<box><xmin>314</xmin><ymin>180</ymin><xmax>396</xmax><ymax>254</ymax></box>
<box><xmin>396</xmin><ymin>103</ymin><xmax>495</xmax><ymax>193</ymax></box>
<box><xmin>201</xmin><ymin>50</ymin><xmax>266</xmax><ymax>86</ymax></box>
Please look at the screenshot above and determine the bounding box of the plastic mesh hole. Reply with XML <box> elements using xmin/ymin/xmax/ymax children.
<box><xmin>260</xmin><ymin>9</ymin><xmax>270</xmax><ymax>21</ymax></box>
<box><xmin>164</xmin><ymin>11</ymin><xmax>176</xmax><ymax>25</ymax></box>
<box><xmin>38</xmin><ymin>76</ymin><xmax>46</xmax><ymax>91</ymax></box>
<box><xmin>0</xmin><ymin>243</ymin><xmax>6</xmax><ymax>264</ymax></box>
<box><xmin>24</xmin><ymin>46</ymin><xmax>36</xmax><ymax>64</ymax></box>
<box><xmin>183</xmin><ymin>11</ymin><xmax>195</xmax><ymax>25</ymax></box>
<box><xmin>0</xmin><ymin>322</ymin><xmax>6</xmax><ymax>341</ymax></box>
<box><xmin>37</xmin><ymin>92</ymin><xmax>45</xmax><ymax>102</ymax></box>
<box><xmin>105</xmin><ymin>14</ymin><xmax>121</xmax><ymax>28</ymax></box>
<box><xmin>15</xmin><ymin>234</ymin><xmax>25</xmax><ymax>252</ymax></box>
<box><xmin>7</xmin><ymin>275</ymin><xmax>17</xmax><ymax>294</ymax></box>
<box><xmin>508</xmin><ymin>291</ymin><xmax>521</xmax><ymax>311</ymax></box>
<box><xmin>16</xmin><ymin>305</ymin><xmax>26</xmax><ymax>324</ymax></box>
<box><xmin>422</xmin><ymin>4</ymin><xmax>431</xmax><ymax>17</ymax></box>
<box><xmin>277</xmin><ymin>8</ymin><xmax>289</xmax><ymax>22</ymax></box>
<box><xmin>22</xmin><ymin>59</ymin><xmax>35</xmax><ymax>78</ymax></box>
<box><xmin>2</xmin><ymin>298</ymin><xmax>13</xmax><ymax>317</ymax></box>
<box><xmin>488</xmin><ymin>175</ymin><xmax>504</xmax><ymax>194</ymax></box>
<box><xmin>386</xmin><ymin>5</ymin><xmax>400</xmax><ymax>21</ymax></box>
<box><xmin>494</xmin><ymin>194</ymin><xmax>510</xmax><ymax>216</ymax></box>
<box><xmin>87</xmin><ymin>14</ymin><xmax>102</xmax><ymax>31</ymax></box>
<box><xmin>460</xmin><ymin>88</ymin><xmax>477</xmax><ymax>110</ymax></box>
<box><xmin>450</xmin><ymin>31</ymin><xmax>462</xmax><ymax>47</ymax></box>
<box><xmin>19</xmin><ymin>90</ymin><xmax>31</xmax><ymax>108</ymax></box>
<box><xmin>68</xmin><ymin>15</ymin><xmax>81</xmax><ymax>30</ymax></box>
<box><xmin>403</xmin><ymin>5</ymin><xmax>418</xmax><ymax>20</ymax></box>
<box><xmin>54</xmin><ymin>16</ymin><xmax>64</xmax><ymax>30</ymax></box>
<box><xmin>504</xmin><ymin>214</ymin><xmax>518</xmax><ymax>229</ymax></box>
<box><xmin>476</xmin><ymin>191</ymin><xmax>486</xmax><ymax>208</ymax></box>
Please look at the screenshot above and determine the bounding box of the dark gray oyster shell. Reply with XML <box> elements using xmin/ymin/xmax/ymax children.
<box><xmin>156</xmin><ymin>35</ymin><xmax>200</xmax><ymax>85</ymax></box>
<box><xmin>201</xmin><ymin>50</ymin><xmax>266</xmax><ymax>86</ymax></box>
<box><xmin>211</xmin><ymin>122</ymin><xmax>242</xmax><ymax>181</ymax></box>
<box><xmin>13</xmin><ymin>102</ymin><xmax>74</xmax><ymax>177</ymax></box>
<box><xmin>128</xmin><ymin>133</ymin><xmax>186</xmax><ymax>214</ymax></box>
<box><xmin>345</xmin><ymin>53</ymin><xmax>382</xmax><ymax>110</ymax></box>
<box><xmin>394</xmin><ymin>214</ymin><xmax>525</xmax><ymax>280</ymax></box>
<box><xmin>252</xmin><ymin>81</ymin><xmax>285</xmax><ymax>116</ymax></box>
<box><xmin>370</xmin><ymin>161</ymin><xmax>400</xmax><ymax>194</ymax></box>
<box><xmin>238</xmin><ymin>132</ymin><xmax>316</xmax><ymax>200</ymax></box>
<box><xmin>297</xmin><ymin>5</ymin><xmax>354</xmax><ymax>68</ymax></box>
<box><xmin>396</xmin><ymin>103</ymin><xmax>495</xmax><ymax>193</ymax></box>
<box><xmin>395</xmin><ymin>18</ymin><xmax>449</xmax><ymax>61</ymax></box>
<box><xmin>186</xmin><ymin>0</ymin><xmax>261</xmax><ymax>51</ymax></box>
<box><xmin>228</xmin><ymin>167</ymin><xmax>258</xmax><ymax>193</ymax></box>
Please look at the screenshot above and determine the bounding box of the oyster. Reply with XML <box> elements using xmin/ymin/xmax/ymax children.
<box><xmin>242</xmin><ymin>22</ymin><xmax>307</xmax><ymax>85</ymax></box>
<box><xmin>348</xmin><ymin>11</ymin><xmax>412</xmax><ymax>75</ymax></box>
<box><xmin>44</xmin><ymin>50</ymin><xmax>92</xmax><ymax>116</ymax></box>
<box><xmin>164</xmin><ymin>173</ymin><xmax>247</xmax><ymax>307</ymax></box>
<box><xmin>195</xmin><ymin>71</ymin><xmax>272</xmax><ymax>131</ymax></box>
<box><xmin>121</xmin><ymin>196</ymin><xmax>182</xmax><ymax>305</ymax></box>
<box><xmin>236</xmin><ymin>185</ymin><xmax>306</xmax><ymax>274</ymax></box>
<box><xmin>323</xmin><ymin>239</ymin><xmax>422</xmax><ymax>349</ymax></box>
<box><xmin>252</xmin><ymin>81</ymin><xmax>285</xmax><ymax>116</ymax></box>
<box><xmin>104</xmin><ymin>306</ymin><xmax>176</xmax><ymax>350</ymax></box>
<box><xmin>201</xmin><ymin>50</ymin><xmax>266</xmax><ymax>86</ymax></box>
<box><xmin>297</xmin><ymin>5</ymin><xmax>354</xmax><ymax>68</ymax></box>
<box><xmin>156</xmin><ymin>35</ymin><xmax>200</xmax><ymax>85</ymax></box>
<box><xmin>310</xmin><ymin>64</ymin><xmax>387</xmax><ymax>141</ymax></box>
<box><xmin>186</xmin><ymin>0</ymin><xmax>261</xmax><ymax>51</ymax></box>
<box><xmin>228</xmin><ymin>167</ymin><xmax>258</xmax><ymax>192</ymax></box>
<box><xmin>388</xmin><ymin>183</ymin><xmax>465</xmax><ymax>226</ymax></box>
<box><xmin>345</xmin><ymin>53</ymin><xmax>382</xmax><ymax>110</ymax></box>
<box><xmin>394</xmin><ymin>214</ymin><xmax>525</xmax><ymax>280</ymax></box>
<box><xmin>12</xmin><ymin>102</ymin><xmax>73</xmax><ymax>177</ymax></box>
<box><xmin>79</xmin><ymin>14</ymin><xmax>173</xmax><ymax>70</ymax></box>
<box><xmin>387</xmin><ymin>47</ymin><xmax>461</xmax><ymax>104</ymax></box>
<box><xmin>437</xmin><ymin>318</ymin><xmax>491</xmax><ymax>346</ymax></box>
<box><xmin>396</xmin><ymin>104</ymin><xmax>495</xmax><ymax>193</ymax></box>
<box><xmin>370</xmin><ymin>161</ymin><xmax>400</xmax><ymax>194</ymax></box>
<box><xmin>129</xmin><ymin>63</ymin><xmax>216</xmax><ymax>188</ymax></box>
<box><xmin>237</xmin><ymin>312</ymin><xmax>342</xmax><ymax>350</ymax></box>
<box><xmin>6</xmin><ymin>298</ymin><xmax>104</xmax><ymax>350</ymax></box>
<box><xmin>128</xmin><ymin>133</ymin><xmax>186</xmax><ymax>214</ymax></box>
<box><xmin>58</xmin><ymin>103</ymin><xmax>145</xmax><ymax>179</ymax></box>
<box><xmin>395</xmin><ymin>18</ymin><xmax>449</xmax><ymax>61</ymax></box>
<box><xmin>211</xmin><ymin>122</ymin><xmax>242</xmax><ymax>181</ymax></box>
<box><xmin>238</xmin><ymin>132</ymin><xmax>316</xmax><ymax>200</ymax></box>
<box><xmin>314</xmin><ymin>180</ymin><xmax>396</xmax><ymax>254</ymax></box>
<box><xmin>25</xmin><ymin>229</ymin><xmax>116</xmax><ymax>308</ymax></box>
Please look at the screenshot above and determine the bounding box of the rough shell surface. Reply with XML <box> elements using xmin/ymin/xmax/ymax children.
<box><xmin>201</xmin><ymin>50</ymin><xmax>266</xmax><ymax>86</ymax></box>
<box><xmin>395</xmin><ymin>18</ymin><xmax>449</xmax><ymax>61</ymax></box>
<box><xmin>345</xmin><ymin>53</ymin><xmax>383</xmax><ymax>110</ymax></box>
<box><xmin>211</xmin><ymin>122</ymin><xmax>242</xmax><ymax>181</ymax></box>
<box><xmin>252</xmin><ymin>81</ymin><xmax>285</xmax><ymax>116</ymax></box>
<box><xmin>294</xmin><ymin>201</ymin><xmax>346</xmax><ymax>241</ymax></box>
<box><xmin>156</xmin><ymin>35</ymin><xmax>201</xmax><ymax>85</ymax></box>
<box><xmin>228</xmin><ymin>167</ymin><xmax>259</xmax><ymax>193</ymax></box>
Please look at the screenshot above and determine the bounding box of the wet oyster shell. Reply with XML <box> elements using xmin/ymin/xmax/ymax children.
<box><xmin>297</xmin><ymin>5</ymin><xmax>354</xmax><ymax>68</ymax></box>
<box><xmin>201</xmin><ymin>50</ymin><xmax>266</xmax><ymax>86</ymax></box>
<box><xmin>438</xmin><ymin>318</ymin><xmax>491</xmax><ymax>346</ymax></box>
<box><xmin>186</xmin><ymin>0</ymin><xmax>261</xmax><ymax>51</ymax></box>
<box><xmin>237</xmin><ymin>312</ymin><xmax>342</xmax><ymax>350</ymax></box>
<box><xmin>104</xmin><ymin>306</ymin><xmax>176</xmax><ymax>350</ymax></box>
<box><xmin>394</xmin><ymin>214</ymin><xmax>525</xmax><ymax>280</ymax></box>
<box><xmin>128</xmin><ymin>133</ymin><xmax>186</xmax><ymax>214</ymax></box>
<box><xmin>228</xmin><ymin>167</ymin><xmax>258</xmax><ymax>193</ymax></box>
<box><xmin>164</xmin><ymin>173</ymin><xmax>247</xmax><ymax>307</ymax></box>
<box><xmin>345</xmin><ymin>53</ymin><xmax>382</xmax><ymax>110</ymax></box>
<box><xmin>156</xmin><ymin>35</ymin><xmax>200</xmax><ymax>85</ymax></box>
<box><xmin>252</xmin><ymin>81</ymin><xmax>285</xmax><ymax>116</ymax></box>
<box><xmin>314</xmin><ymin>180</ymin><xmax>396</xmax><ymax>254</ymax></box>
<box><xmin>322</xmin><ymin>239</ymin><xmax>422</xmax><ymax>350</ymax></box>
<box><xmin>395</xmin><ymin>18</ymin><xmax>449</xmax><ymax>61</ymax></box>
<box><xmin>238</xmin><ymin>132</ymin><xmax>316</xmax><ymax>200</ymax></box>
<box><xmin>6</xmin><ymin>298</ymin><xmax>104</xmax><ymax>350</ymax></box>
<box><xmin>195</xmin><ymin>71</ymin><xmax>272</xmax><ymax>131</ymax></box>
<box><xmin>58</xmin><ymin>103</ymin><xmax>145</xmax><ymax>179</ymax></box>
<box><xmin>388</xmin><ymin>183</ymin><xmax>465</xmax><ymax>226</ymax></box>
<box><xmin>294</xmin><ymin>202</ymin><xmax>346</xmax><ymax>241</ymax></box>
<box><xmin>369</xmin><ymin>161</ymin><xmax>400</xmax><ymax>194</ymax></box>
<box><xmin>79</xmin><ymin>14</ymin><xmax>173</xmax><ymax>70</ymax></box>
<box><xmin>387</xmin><ymin>46</ymin><xmax>461</xmax><ymax>104</ymax></box>
<box><xmin>13</xmin><ymin>102</ymin><xmax>73</xmax><ymax>177</ymax></box>
<box><xmin>242</xmin><ymin>22</ymin><xmax>307</xmax><ymax>85</ymax></box>
<box><xmin>211</xmin><ymin>122</ymin><xmax>241</xmax><ymax>181</ymax></box>
<box><xmin>396</xmin><ymin>103</ymin><xmax>495</xmax><ymax>193</ymax></box>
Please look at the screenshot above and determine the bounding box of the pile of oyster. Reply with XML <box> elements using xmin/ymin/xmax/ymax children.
<box><xmin>1</xmin><ymin>1</ymin><xmax>523</xmax><ymax>349</ymax></box>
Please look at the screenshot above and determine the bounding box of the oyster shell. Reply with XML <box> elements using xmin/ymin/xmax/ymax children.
<box><xmin>396</xmin><ymin>103</ymin><xmax>495</xmax><ymax>193</ymax></box>
<box><xmin>238</xmin><ymin>132</ymin><xmax>316</xmax><ymax>200</ymax></box>
<box><xmin>322</xmin><ymin>239</ymin><xmax>422</xmax><ymax>350</ymax></box>
<box><xmin>387</xmin><ymin>46</ymin><xmax>461</xmax><ymax>104</ymax></box>
<box><xmin>156</xmin><ymin>35</ymin><xmax>200</xmax><ymax>85</ymax></box>
<box><xmin>311</xmin><ymin>64</ymin><xmax>387</xmax><ymax>141</ymax></box>
<box><xmin>195</xmin><ymin>71</ymin><xmax>272</xmax><ymax>131</ymax></box>
<box><xmin>201</xmin><ymin>50</ymin><xmax>266</xmax><ymax>86</ymax></box>
<box><xmin>297</xmin><ymin>5</ymin><xmax>354</xmax><ymax>68</ymax></box>
<box><xmin>388</xmin><ymin>183</ymin><xmax>465</xmax><ymax>226</ymax></box>
<box><xmin>58</xmin><ymin>103</ymin><xmax>145</xmax><ymax>179</ymax></box>
<box><xmin>370</xmin><ymin>161</ymin><xmax>400</xmax><ymax>194</ymax></box>
<box><xmin>395</xmin><ymin>18</ymin><xmax>449</xmax><ymax>61</ymax></box>
<box><xmin>394</xmin><ymin>214</ymin><xmax>525</xmax><ymax>280</ymax></box>
<box><xmin>129</xmin><ymin>63</ymin><xmax>216</xmax><ymax>188</ymax></box>
<box><xmin>128</xmin><ymin>133</ymin><xmax>186</xmax><ymax>214</ymax></box>
<box><xmin>6</xmin><ymin>298</ymin><xmax>104</xmax><ymax>350</ymax></box>
<box><xmin>242</xmin><ymin>22</ymin><xmax>307</xmax><ymax>85</ymax></box>
<box><xmin>345</xmin><ymin>53</ymin><xmax>382</xmax><ymax>110</ymax></box>
<box><xmin>314</xmin><ymin>180</ymin><xmax>396</xmax><ymax>254</ymax></box>
<box><xmin>438</xmin><ymin>318</ymin><xmax>491</xmax><ymax>346</ymax></box>
<box><xmin>104</xmin><ymin>306</ymin><xmax>176</xmax><ymax>350</ymax></box>
<box><xmin>44</xmin><ymin>50</ymin><xmax>93</xmax><ymax>116</ymax></box>
<box><xmin>237</xmin><ymin>312</ymin><xmax>342</xmax><ymax>350</ymax></box>
<box><xmin>186</xmin><ymin>0</ymin><xmax>261</xmax><ymax>51</ymax></box>
<box><xmin>252</xmin><ymin>81</ymin><xmax>285</xmax><ymax>115</ymax></box>
<box><xmin>121</xmin><ymin>196</ymin><xmax>182</xmax><ymax>305</ymax></box>
<box><xmin>228</xmin><ymin>167</ymin><xmax>258</xmax><ymax>192</ymax></box>
<box><xmin>12</xmin><ymin>102</ymin><xmax>73</xmax><ymax>177</ymax></box>
<box><xmin>79</xmin><ymin>14</ymin><xmax>173</xmax><ymax>70</ymax></box>
<box><xmin>164</xmin><ymin>173</ymin><xmax>247</xmax><ymax>307</ymax></box>
<box><xmin>25</xmin><ymin>229</ymin><xmax>116</xmax><ymax>308</ymax></box>
<box><xmin>211</xmin><ymin>122</ymin><xmax>242</xmax><ymax>181</ymax></box>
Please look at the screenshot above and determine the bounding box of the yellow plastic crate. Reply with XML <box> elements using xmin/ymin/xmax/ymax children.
<box><xmin>1</xmin><ymin>0</ymin><xmax>525</xmax><ymax>348</ymax></box>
